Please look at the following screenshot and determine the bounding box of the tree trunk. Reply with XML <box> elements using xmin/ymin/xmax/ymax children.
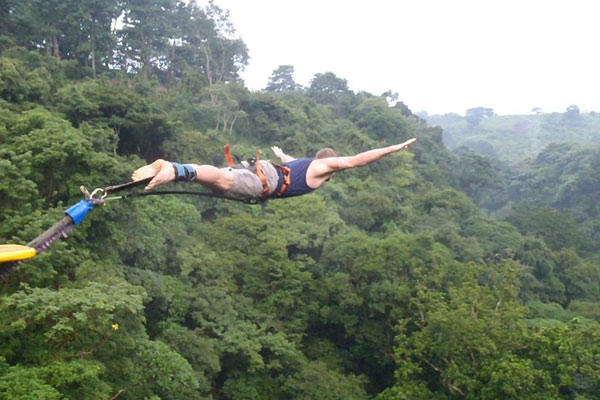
<box><xmin>90</xmin><ymin>25</ymin><xmax>97</xmax><ymax>78</ymax></box>
<box><xmin>53</xmin><ymin>34</ymin><xmax>60</xmax><ymax>59</ymax></box>
<box><xmin>168</xmin><ymin>43</ymin><xmax>175</xmax><ymax>84</ymax></box>
<box><xmin>141</xmin><ymin>34</ymin><xmax>150</xmax><ymax>80</ymax></box>
<box><xmin>202</xmin><ymin>44</ymin><xmax>216</xmax><ymax>103</ymax></box>
<box><xmin>230</xmin><ymin>112</ymin><xmax>239</xmax><ymax>135</ymax></box>
<box><xmin>218</xmin><ymin>40</ymin><xmax>226</xmax><ymax>83</ymax></box>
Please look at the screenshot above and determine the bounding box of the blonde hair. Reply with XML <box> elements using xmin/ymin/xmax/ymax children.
<box><xmin>315</xmin><ymin>147</ymin><xmax>337</xmax><ymax>159</ymax></box>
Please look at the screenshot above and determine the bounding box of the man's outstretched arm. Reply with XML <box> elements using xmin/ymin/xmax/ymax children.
<box><xmin>309</xmin><ymin>138</ymin><xmax>416</xmax><ymax>181</ymax></box>
<box><xmin>271</xmin><ymin>145</ymin><xmax>296</xmax><ymax>163</ymax></box>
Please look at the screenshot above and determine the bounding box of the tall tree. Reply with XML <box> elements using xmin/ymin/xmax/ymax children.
<box><xmin>118</xmin><ymin>0</ymin><xmax>177</xmax><ymax>78</ymax></box>
<box><xmin>564</xmin><ymin>104</ymin><xmax>580</xmax><ymax>122</ymax></box>
<box><xmin>74</xmin><ymin>0</ymin><xmax>122</xmax><ymax>77</ymax></box>
<box><xmin>0</xmin><ymin>0</ymin><xmax>18</xmax><ymax>38</ymax></box>
<box><xmin>308</xmin><ymin>71</ymin><xmax>351</xmax><ymax>103</ymax></box>
<box><xmin>266</xmin><ymin>65</ymin><xmax>300</xmax><ymax>92</ymax></box>
<box><xmin>185</xmin><ymin>1</ymin><xmax>248</xmax><ymax>101</ymax></box>
<box><xmin>19</xmin><ymin>0</ymin><xmax>75</xmax><ymax>58</ymax></box>
<box><xmin>163</xmin><ymin>1</ymin><xmax>190</xmax><ymax>83</ymax></box>
<box><xmin>465</xmin><ymin>106</ymin><xmax>494</xmax><ymax>126</ymax></box>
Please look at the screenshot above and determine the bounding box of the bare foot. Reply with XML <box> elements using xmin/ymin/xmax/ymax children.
<box><xmin>131</xmin><ymin>159</ymin><xmax>174</xmax><ymax>191</ymax></box>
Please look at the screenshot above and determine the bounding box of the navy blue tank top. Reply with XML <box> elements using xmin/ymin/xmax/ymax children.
<box><xmin>275</xmin><ymin>158</ymin><xmax>316</xmax><ymax>198</ymax></box>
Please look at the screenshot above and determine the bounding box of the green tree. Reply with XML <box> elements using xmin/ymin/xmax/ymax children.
<box><xmin>465</xmin><ymin>107</ymin><xmax>494</xmax><ymax>127</ymax></box>
<box><xmin>0</xmin><ymin>283</ymin><xmax>143</xmax><ymax>397</ymax></box>
<box><xmin>0</xmin><ymin>0</ymin><xmax>18</xmax><ymax>38</ymax></box>
<box><xmin>21</xmin><ymin>0</ymin><xmax>69</xmax><ymax>57</ymax></box>
<box><xmin>193</xmin><ymin>1</ymin><xmax>248</xmax><ymax>93</ymax></box>
<box><xmin>507</xmin><ymin>204</ymin><xmax>593</xmax><ymax>253</ymax></box>
<box><xmin>379</xmin><ymin>261</ymin><xmax>560</xmax><ymax>400</ymax></box>
<box><xmin>522</xmin><ymin>320</ymin><xmax>600</xmax><ymax>399</ymax></box>
<box><xmin>352</xmin><ymin>96</ymin><xmax>413</xmax><ymax>141</ymax></box>
<box><xmin>564</xmin><ymin>104</ymin><xmax>580</xmax><ymax>122</ymax></box>
<box><xmin>70</xmin><ymin>0</ymin><xmax>121</xmax><ymax>77</ymax></box>
<box><xmin>118</xmin><ymin>0</ymin><xmax>177</xmax><ymax>79</ymax></box>
<box><xmin>266</xmin><ymin>65</ymin><xmax>300</xmax><ymax>92</ymax></box>
<box><xmin>452</xmin><ymin>149</ymin><xmax>509</xmax><ymax>210</ymax></box>
<box><xmin>308</xmin><ymin>71</ymin><xmax>351</xmax><ymax>104</ymax></box>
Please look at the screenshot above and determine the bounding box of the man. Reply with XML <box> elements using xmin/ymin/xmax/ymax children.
<box><xmin>131</xmin><ymin>138</ymin><xmax>416</xmax><ymax>201</ymax></box>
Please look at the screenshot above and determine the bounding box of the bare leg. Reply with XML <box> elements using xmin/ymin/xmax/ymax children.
<box><xmin>131</xmin><ymin>159</ymin><xmax>234</xmax><ymax>191</ymax></box>
<box><xmin>190</xmin><ymin>164</ymin><xmax>234</xmax><ymax>191</ymax></box>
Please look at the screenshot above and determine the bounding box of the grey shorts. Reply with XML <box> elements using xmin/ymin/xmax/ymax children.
<box><xmin>219</xmin><ymin>161</ymin><xmax>280</xmax><ymax>200</ymax></box>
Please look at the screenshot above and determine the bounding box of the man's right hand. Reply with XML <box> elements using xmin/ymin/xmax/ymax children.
<box><xmin>131</xmin><ymin>159</ymin><xmax>176</xmax><ymax>191</ymax></box>
<box><xmin>393</xmin><ymin>138</ymin><xmax>417</xmax><ymax>151</ymax></box>
<box><xmin>271</xmin><ymin>145</ymin><xmax>296</xmax><ymax>163</ymax></box>
<box><xmin>271</xmin><ymin>145</ymin><xmax>285</xmax><ymax>159</ymax></box>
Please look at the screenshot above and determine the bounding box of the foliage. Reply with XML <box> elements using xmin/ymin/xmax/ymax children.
<box><xmin>266</xmin><ymin>65</ymin><xmax>301</xmax><ymax>92</ymax></box>
<box><xmin>427</xmin><ymin>109</ymin><xmax>600</xmax><ymax>165</ymax></box>
<box><xmin>1</xmin><ymin>5</ymin><xmax>600</xmax><ymax>399</ymax></box>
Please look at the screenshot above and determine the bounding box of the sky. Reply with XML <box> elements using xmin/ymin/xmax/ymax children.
<box><xmin>205</xmin><ymin>0</ymin><xmax>600</xmax><ymax>116</ymax></box>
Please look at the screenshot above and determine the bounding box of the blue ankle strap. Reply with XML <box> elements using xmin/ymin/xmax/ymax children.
<box><xmin>172</xmin><ymin>162</ymin><xmax>197</xmax><ymax>182</ymax></box>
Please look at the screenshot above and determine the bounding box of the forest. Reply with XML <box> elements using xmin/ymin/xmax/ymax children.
<box><xmin>0</xmin><ymin>1</ymin><xmax>599</xmax><ymax>399</ymax></box>
<box><xmin>424</xmin><ymin>107</ymin><xmax>600</xmax><ymax>165</ymax></box>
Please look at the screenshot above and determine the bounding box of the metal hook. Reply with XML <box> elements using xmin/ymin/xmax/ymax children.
<box><xmin>90</xmin><ymin>188</ymin><xmax>107</xmax><ymax>200</ymax></box>
<box><xmin>80</xmin><ymin>185</ymin><xmax>107</xmax><ymax>201</ymax></box>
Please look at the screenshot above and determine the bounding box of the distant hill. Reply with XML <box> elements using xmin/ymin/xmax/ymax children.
<box><xmin>422</xmin><ymin>107</ymin><xmax>600</xmax><ymax>164</ymax></box>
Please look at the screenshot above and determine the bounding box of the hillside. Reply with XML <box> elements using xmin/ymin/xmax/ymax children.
<box><xmin>425</xmin><ymin>108</ymin><xmax>600</xmax><ymax>164</ymax></box>
<box><xmin>1</xmin><ymin>2</ymin><xmax>600</xmax><ymax>399</ymax></box>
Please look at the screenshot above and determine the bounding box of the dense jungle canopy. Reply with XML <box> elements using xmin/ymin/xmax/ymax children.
<box><xmin>1</xmin><ymin>1</ymin><xmax>599</xmax><ymax>399</ymax></box>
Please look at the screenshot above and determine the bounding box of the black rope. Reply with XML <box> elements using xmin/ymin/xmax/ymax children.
<box><xmin>120</xmin><ymin>190</ymin><xmax>265</xmax><ymax>205</ymax></box>
<box><xmin>104</xmin><ymin>177</ymin><xmax>152</xmax><ymax>194</ymax></box>
<box><xmin>103</xmin><ymin>178</ymin><xmax>267</xmax><ymax>204</ymax></box>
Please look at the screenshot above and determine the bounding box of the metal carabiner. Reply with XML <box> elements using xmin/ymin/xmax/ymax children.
<box><xmin>90</xmin><ymin>187</ymin><xmax>107</xmax><ymax>200</ymax></box>
<box><xmin>80</xmin><ymin>185</ymin><xmax>107</xmax><ymax>204</ymax></box>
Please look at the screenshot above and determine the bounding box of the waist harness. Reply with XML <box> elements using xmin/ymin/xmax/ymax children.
<box><xmin>224</xmin><ymin>145</ymin><xmax>290</xmax><ymax>198</ymax></box>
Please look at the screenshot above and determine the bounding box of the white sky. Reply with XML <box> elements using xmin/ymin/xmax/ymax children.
<box><xmin>206</xmin><ymin>0</ymin><xmax>600</xmax><ymax>115</ymax></box>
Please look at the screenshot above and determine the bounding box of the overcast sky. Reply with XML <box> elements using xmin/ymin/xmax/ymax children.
<box><xmin>207</xmin><ymin>0</ymin><xmax>600</xmax><ymax>116</ymax></box>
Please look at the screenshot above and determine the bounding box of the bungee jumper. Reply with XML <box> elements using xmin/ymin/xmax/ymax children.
<box><xmin>0</xmin><ymin>138</ymin><xmax>416</xmax><ymax>278</ymax></box>
<box><xmin>132</xmin><ymin>138</ymin><xmax>417</xmax><ymax>201</ymax></box>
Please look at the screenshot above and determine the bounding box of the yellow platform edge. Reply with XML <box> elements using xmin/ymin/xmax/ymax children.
<box><xmin>0</xmin><ymin>244</ymin><xmax>37</xmax><ymax>263</ymax></box>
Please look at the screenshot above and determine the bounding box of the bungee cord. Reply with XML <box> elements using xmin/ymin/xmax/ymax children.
<box><xmin>0</xmin><ymin>177</ymin><xmax>263</xmax><ymax>281</ymax></box>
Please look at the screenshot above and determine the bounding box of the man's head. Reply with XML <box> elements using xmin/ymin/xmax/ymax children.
<box><xmin>315</xmin><ymin>147</ymin><xmax>336</xmax><ymax>159</ymax></box>
<box><xmin>314</xmin><ymin>147</ymin><xmax>337</xmax><ymax>182</ymax></box>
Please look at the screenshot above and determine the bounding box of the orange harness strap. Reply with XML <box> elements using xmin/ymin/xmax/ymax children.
<box><xmin>224</xmin><ymin>144</ymin><xmax>235</xmax><ymax>167</ymax></box>
<box><xmin>272</xmin><ymin>164</ymin><xmax>291</xmax><ymax>197</ymax></box>
<box><xmin>254</xmin><ymin>149</ymin><xmax>270</xmax><ymax>197</ymax></box>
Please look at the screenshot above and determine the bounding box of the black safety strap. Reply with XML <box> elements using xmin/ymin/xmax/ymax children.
<box><xmin>104</xmin><ymin>177</ymin><xmax>153</xmax><ymax>194</ymax></box>
<box><xmin>115</xmin><ymin>190</ymin><xmax>265</xmax><ymax>205</ymax></box>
